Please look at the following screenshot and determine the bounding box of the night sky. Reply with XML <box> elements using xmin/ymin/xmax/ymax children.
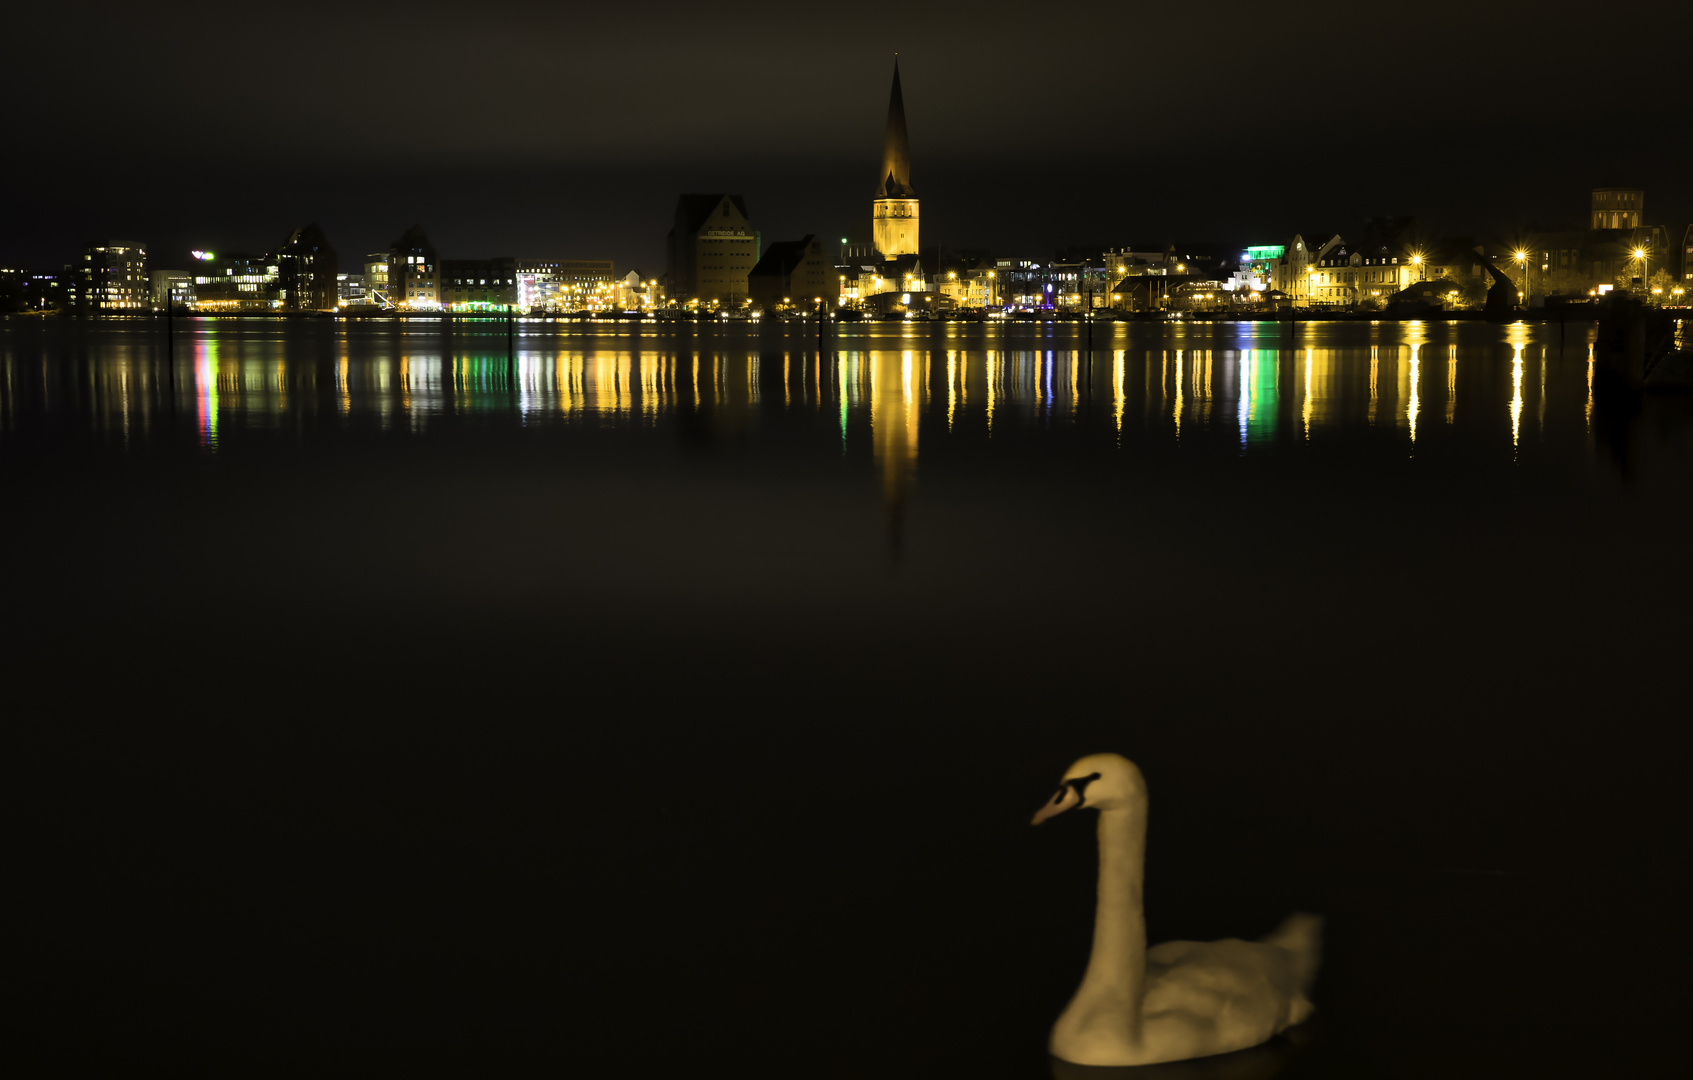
<box><xmin>5</xmin><ymin>0</ymin><xmax>1689</xmax><ymax>273</ymax></box>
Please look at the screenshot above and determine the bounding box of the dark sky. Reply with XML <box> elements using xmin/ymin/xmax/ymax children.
<box><xmin>4</xmin><ymin>0</ymin><xmax>1688</xmax><ymax>273</ymax></box>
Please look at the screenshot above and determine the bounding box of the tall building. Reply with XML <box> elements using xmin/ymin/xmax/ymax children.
<box><xmin>75</xmin><ymin>242</ymin><xmax>148</xmax><ymax>314</ymax></box>
<box><xmin>1591</xmin><ymin>187</ymin><xmax>1643</xmax><ymax>230</ymax></box>
<box><xmin>665</xmin><ymin>195</ymin><xmax>758</xmax><ymax>304</ymax></box>
<box><xmin>363</xmin><ymin>254</ymin><xmax>390</xmax><ymax>306</ymax></box>
<box><xmin>387</xmin><ymin>225</ymin><xmax>440</xmax><ymax>309</ymax></box>
<box><xmin>872</xmin><ymin>59</ymin><xmax>919</xmax><ymax>259</ymax></box>
<box><xmin>276</xmin><ymin>223</ymin><xmax>338</xmax><ymax>311</ymax></box>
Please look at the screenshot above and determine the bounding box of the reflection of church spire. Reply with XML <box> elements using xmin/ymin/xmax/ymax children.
<box><xmin>879</xmin><ymin>58</ymin><xmax>916</xmax><ymax>198</ymax></box>
<box><xmin>871</xmin><ymin>350</ymin><xmax>920</xmax><ymax>558</ymax></box>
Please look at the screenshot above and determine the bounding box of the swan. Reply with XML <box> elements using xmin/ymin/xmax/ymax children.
<box><xmin>1034</xmin><ymin>753</ymin><xmax>1322</xmax><ymax>1067</ymax></box>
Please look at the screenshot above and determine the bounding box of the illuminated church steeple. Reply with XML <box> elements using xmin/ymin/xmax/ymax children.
<box><xmin>872</xmin><ymin>57</ymin><xmax>919</xmax><ymax>259</ymax></box>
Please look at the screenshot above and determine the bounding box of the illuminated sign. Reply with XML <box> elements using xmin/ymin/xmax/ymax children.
<box><xmin>191</xmin><ymin>250</ymin><xmax>215</xmax><ymax>261</ymax></box>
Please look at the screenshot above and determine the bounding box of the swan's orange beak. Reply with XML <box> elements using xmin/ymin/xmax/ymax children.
<box><xmin>1032</xmin><ymin>783</ymin><xmax>1083</xmax><ymax>825</ymax></box>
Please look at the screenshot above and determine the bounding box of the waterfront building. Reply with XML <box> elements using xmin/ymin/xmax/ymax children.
<box><xmin>872</xmin><ymin>59</ymin><xmax>919</xmax><ymax>260</ymax></box>
<box><xmin>1309</xmin><ymin>234</ymin><xmax>1421</xmax><ymax>309</ymax></box>
<box><xmin>960</xmin><ymin>266</ymin><xmax>998</xmax><ymax>308</ymax></box>
<box><xmin>441</xmin><ymin>258</ymin><xmax>517</xmax><ymax>311</ymax></box>
<box><xmin>149</xmin><ymin>269</ymin><xmax>194</xmax><ymax>310</ymax></box>
<box><xmin>276</xmin><ymin>223</ymin><xmax>338</xmax><ymax>311</ymax></box>
<box><xmin>997</xmin><ymin>259</ymin><xmax>1109</xmax><ymax>311</ymax></box>
<box><xmin>8</xmin><ymin>271</ymin><xmax>69</xmax><ymax>313</ymax></box>
<box><xmin>387</xmin><ymin>225</ymin><xmax>440</xmax><ymax>309</ymax></box>
<box><xmin>193</xmin><ymin>253</ymin><xmax>281</xmax><ymax>311</ymax></box>
<box><xmin>75</xmin><ymin>242</ymin><xmax>148</xmax><ymax>314</ymax></box>
<box><xmin>1270</xmin><ymin>234</ymin><xmax>1341</xmax><ymax>307</ymax></box>
<box><xmin>665</xmin><ymin>195</ymin><xmax>758</xmax><ymax>304</ymax></box>
<box><xmin>363</xmin><ymin>254</ymin><xmax>390</xmax><ymax>306</ymax></box>
<box><xmin>0</xmin><ymin>268</ymin><xmax>26</xmax><ymax>312</ymax></box>
<box><xmin>516</xmin><ymin>259</ymin><xmax>617</xmax><ymax>312</ymax></box>
<box><xmin>1103</xmin><ymin>248</ymin><xmax>1168</xmax><ymax>282</ymax></box>
<box><xmin>337</xmin><ymin>272</ymin><xmax>366</xmax><ymax>306</ymax></box>
<box><xmin>748</xmin><ymin>236</ymin><xmax>838</xmax><ymax>312</ymax></box>
<box><xmin>1591</xmin><ymin>187</ymin><xmax>1643</xmax><ymax>230</ymax></box>
<box><xmin>614</xmin><ymin>271</ymin><xmax>659</xmax><ymax>310</ymax></box>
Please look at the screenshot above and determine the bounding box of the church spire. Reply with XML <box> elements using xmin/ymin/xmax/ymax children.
<box><xmin>879</xmin><ymin>56</ymin><xmax>916</xmax><ymax>198</ymax></box>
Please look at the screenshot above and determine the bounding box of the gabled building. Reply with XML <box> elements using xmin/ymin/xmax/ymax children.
<box><xmin>747</xmin><ymin>235</ymin><xmax>837</xmax><ymax>312</ymax></box>
<box><xmin>1270</xmin><ymin>233</ymin><xmax>1341</xmax><ymax>307</ymax></box>
<box><xmin>665</xmin><ymin>194</ymin><xmax>758</xmax><ymax>304</ymax></box>
<box><xmin>276</xmin><ymin>223</ymin><xmax>338</xmax><ymax>311</ymax></box>
<box><xmin>1311</xmin><ymin>235</ymin><xmax>1421</xmax><ymax>309</ymax></box>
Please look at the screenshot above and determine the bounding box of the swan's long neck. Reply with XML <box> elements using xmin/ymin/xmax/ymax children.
<box><xmin>1077</xmin><ymin>806</ymin><xmax>1148</xmax><ymax>1039</ymax></box>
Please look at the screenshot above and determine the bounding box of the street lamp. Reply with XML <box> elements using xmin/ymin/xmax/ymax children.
<box><xmin>1633</xmin><ymin>246</ymin><xmax>1649</xmax><ymax>300</ymax></box>
<box><xmin>1513</xmin><ymin>250</ymin><xmax>1529</xmax><ymax>308</ymax></box>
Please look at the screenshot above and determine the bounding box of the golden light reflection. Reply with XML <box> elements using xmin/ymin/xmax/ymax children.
<box><xmin>1070</xmin><ymin>352</ymin><xmax>1079</xmax><ymax>421</ymax></box>
<box><xmin>1446</xmin><ymin>344</ymin><xmax>1457</xmax><ymax>425</ymax></box>
<box><xmin>1368</xmin><ymin>345</ymin><xmax>1379</xmax><ymax>426</ymax></box>
<box><xmin>1504</xmin><ymin>323</ymin><xmax>1531</xmax><ymax>454</ymax></box>
<box><xmin>871</xmin><ymin>350</ymin><xmax>920</xmax><ymax>511</ymax></box>
<box><xmin>1407</xmin><ymin>343</ymin><xmax>1420</xmax><ymax>444</ymax></box>
<box><xmin>1173</xmin><ymin>349</ymin><xmax>1184</xmax><ymax>438</ymax></box>
<box><xmin>1112</xmin><ymin>349</ymin><xmax>1124</xmax><ymax>437</ymax></box>
<box><xmin>1302</xmin><ymin>348</ymin><xmax>1312</xmax><ymax>440</ymax></box>
<box><xmin>1510</xmin><ymin>344</ymin><xmax>1524</xmax><ymax>451</ymax></box>
<box><xmin>986</xmin><ymin>350</ymin><xmax>999</xmax><ymax>434</ymax></box>
<box><xmin>947</xmin><ymin>350</ymin><xmax>957</xmax><ymax>430</ymax></box>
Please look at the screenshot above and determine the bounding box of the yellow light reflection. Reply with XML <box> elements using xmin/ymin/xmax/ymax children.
<box><xmin>1368</xmin><ymin>345</ymin><xmax>1378</xmax><ymax>426</ymax></box>
<box><xmin>871</xmin><ymin>350</ymin><xmax>919</xmax><ymax>510</ymax></box>
<box><xmin>1446</xmin><ymin>344</ymin><xmax>1457</xmax><ymax>425</ymax></box>
<box><xmin>1407</xmin><ymin>343</ymin><xmax>1420</xmax><ymax>444</ymax></box>
<box><xmin>1112</xmin><ymin>349</ymin><xmax>1125</xmax><ymax>437</ymax></box>
<box><xmin>1302</xmin><ymin>348</ymin><xmax>1312</xmax><ymax>440</ymax></box>
<box><xmin>1173</xmin><ymin>349</ymin><xmax>1184</xmax><ymax>438</ymax></box>
<box><xmin>947</xmin><ymin>351</ymin><xmax>957</xmax><ymax>430</ymax></box>
<box><xmin>1510</xmin><ymin>344</ymin><xmax>1523</xmax><ymax>451</ymax></box>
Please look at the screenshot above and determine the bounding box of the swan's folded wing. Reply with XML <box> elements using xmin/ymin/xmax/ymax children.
<box><xmin>1142</xmin><ymin>938</ymin><xmax>1310</xmax><ymax>1037</ymax></box>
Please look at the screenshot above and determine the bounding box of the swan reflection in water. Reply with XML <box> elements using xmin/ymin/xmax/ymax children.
<box><xmin>1049</xmin><ymin>1021</ymin><xmax>1315</xmax><ymax>1080</ymax></box>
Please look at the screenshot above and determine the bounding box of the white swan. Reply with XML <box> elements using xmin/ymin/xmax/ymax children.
<box><xmin>1034</xmin><ymin>753</ymin><xmax>1322</xmax><ymax>1067</ymax></box>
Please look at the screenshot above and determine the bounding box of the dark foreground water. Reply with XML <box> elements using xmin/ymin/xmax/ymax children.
<box><xmin>5</xmin><ymin>316</ymin><xmax>1690</xmax><ymax>1078</ymax></box>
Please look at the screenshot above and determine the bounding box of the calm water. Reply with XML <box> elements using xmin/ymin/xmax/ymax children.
<box><xmin>6</xmin><ymin>317</ymin><xmax>1691</xmax><ymax>1078</ymax></box>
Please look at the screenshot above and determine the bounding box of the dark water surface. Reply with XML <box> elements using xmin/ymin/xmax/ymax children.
<box><xmin>6</xmin><ymin>317</ymin><xmax>1690</xmax><ymax>1078</ymax></box>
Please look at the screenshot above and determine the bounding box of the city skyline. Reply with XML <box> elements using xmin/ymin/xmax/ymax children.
<box><xmin>4</xmin><ymin>0</ymin><xmax>1689</xmax><ymax>273</ymax></box>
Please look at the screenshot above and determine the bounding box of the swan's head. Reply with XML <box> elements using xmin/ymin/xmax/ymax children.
<box><xmin>1031</xmin><ymin>753</ymin><xmax>1145</xmax><ymax>824</ymax></box>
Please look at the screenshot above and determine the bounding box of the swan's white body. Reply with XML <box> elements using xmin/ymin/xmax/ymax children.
<box><xmin>1038</xmin><ymin>754</ymin><xmax>1321</xmax><ymax>1067</ymax></box>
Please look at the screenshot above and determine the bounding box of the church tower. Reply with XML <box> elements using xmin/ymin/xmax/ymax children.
<box><xmin>872</xmin><ymin>58</ymin><xmax>919</xmax><ymax>259</ymax></box>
